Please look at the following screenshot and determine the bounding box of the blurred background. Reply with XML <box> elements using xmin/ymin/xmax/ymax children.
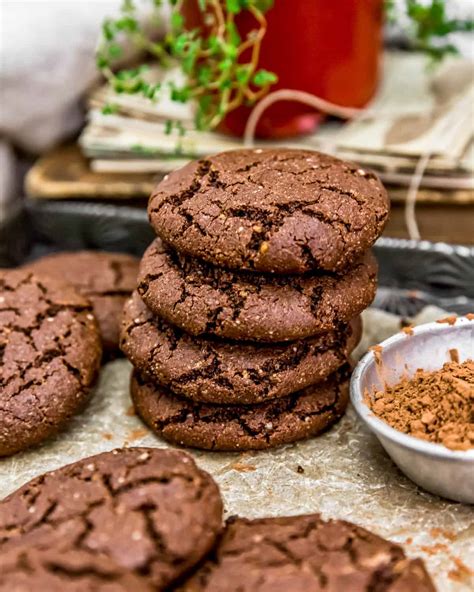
<box><xmin>1</xmin><ymin>0</ymin><xmax>473</xmax><ymax>313</ymax></box>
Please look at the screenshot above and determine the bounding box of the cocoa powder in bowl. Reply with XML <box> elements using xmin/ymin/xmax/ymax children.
<box><xmin>366</xmin><ymin>359</ymin><xmax>474</xmax><ymax>451</ymax></box>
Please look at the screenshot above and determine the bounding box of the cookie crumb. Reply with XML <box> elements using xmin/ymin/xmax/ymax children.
<box><xmin>259</xmin><ymin>242</ymin><xmax>269</xmax><ymax>254</ymax></box>
<box><xmin>437</xmin><ymin>315</ymin><xmax>457</xmax><ymax>326</ymax></box>
<box><xmin>449</xmin><ymin>348</ymin><xmax>459</xmax><ymax>363</ymax></box>
<box><xmin>420</xmin><ymin>543</ymin><xmax>449</xmax><ymax>556</ymax></box>
<box><xmin>231</xmin><ymin>462</ymin><xmax>257</xmax><ymax>473</ymax></box>
<box><xmin>369</xmin><ymin>345</ymin><xmax>384</xmax><ymax>366</ymax></box>
<box><xmin>296</xmin><ymin>465</ymin><xmax>305</xmax><ymax>474</ymax></box>
<box><xmin>102</xmin><ymin>432</ymin><xmax>113</xmax><ymax>440</ymax></box>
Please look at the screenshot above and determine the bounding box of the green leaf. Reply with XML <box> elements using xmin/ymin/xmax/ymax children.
<box><xmin>113</xmin><ymin>76</ymin><xmax>144</xmax><ymax>94</ymax></box>
<box><xmin>171</xmin><ymin>33</ymin><xmax>189</xmax><ymax>56</ymax></box>
<box><xmin>218</xmin><ymin>57</ymin><xmax>233</xmax><ymax>72</ymax></box>
<box><xmin>102</xmin><ymin>20</ymin><xmax>115</xmax><ymax>41</ymax></box>
<box><xmin>199</xmin><ymin>94</ymin><xmax>212</xmax><ymax>110</ymax></box>
<box><xmin>226</xmin><ymin>0</ymin><xmax>242</xmax><ymax>15</ymax></box>
<box><xmin>145</xmin><ymin>82</ymin><xmax>161</xmax><ymax>99</ymax></box>
<box><xmin>115</xmin><ymin>68</ymin><xmax>140</xmax><ymax>80</ymax></box>
<box><xmin>252</xmin><ymin>69</ymin><xmax>278</xmax><ymax>86</ymax></box>
<box><xmin>170</xmin><ymin>84</ymin><xmax>191</xmax><ymax>103</ymax></box>
<box><xmin>108</xmin><ymin>44</ymin><xmax>123</xmax><ymax>59</ymax></box>
<box><xmin>115</xmin><ymin>16</ymin><xmax>138</xmax><ymax>32</ymax></box>
<box><xmin>223</xmin><ymin>42</ymin><xmax>238</xmax><ymax>60</ymax></box>
<box><xmin>121</xmin><ymin>0</ymin><xmax>135</xmax><ymax>12</ymax></box>
<box><xmin>165</xmin><ymin>120</ymin><xmax>173</xmax><ymax>135</ymax></box>
<box><xmin>219</xmin><ymin>78</ymin><xmax>232</xmax><ymax>90</ymax></box>
<box><xmin>96</xmin><ymin>54</ymin><xmax>108</xmax><ymax>69</ymax></box>
<box><xmin>207</xmin><ymin>35</ymin><xmax>221</xmax><ymax>55</ymax></box>
<box><xmin>171</xmin><ymin>11</ymin><xmax>184</xmax><ymax>30</ymax></box>
<box><xmin>131</xmin><ymin>144</ymin><xmax>157</xmax><ymax>155</ymax></box>
<box><xmin>197</xmin><ymin>66</ymin><xmax>211</xmax><ymax>85</ymax></box>
<box><xmin>226</xmin><ymin>21</ymin><xmax>241</xmax><ymax>47</ymax></box>
<box><xmin>101</xmin><ymin>103</ymin><xmax>119</xmax><ymax>115</ymax></box>
<box><xmin>254</xmin><ymin>0</ymin><xmax>274</xmax><ymax>12</ymax></box>
<box><xmin>235</xmin><ymin>64</ymin><xmax>252</xmax><ymax>84</ymax></box>
<box><xmin>198</xmin><ymin>0</ymin><xmax>207</xmax><ymax>10</ymax></box>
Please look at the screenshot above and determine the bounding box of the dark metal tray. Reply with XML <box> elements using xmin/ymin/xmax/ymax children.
<box><xmin>3</xmin><ymin>199</ymin><xmax>473</xmax><ymax>316</ymax></box>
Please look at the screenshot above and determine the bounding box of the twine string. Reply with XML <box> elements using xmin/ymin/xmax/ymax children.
<box><xmin>242</xmin><ymin>87</ymin><xmax>471</xmax><ymax>241</ymax></box>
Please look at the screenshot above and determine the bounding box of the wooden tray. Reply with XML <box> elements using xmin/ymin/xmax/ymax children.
<box><xmin>25</xmin><ymin>145</ymin><xmax>474</xmax><ymax>245</ymax></box>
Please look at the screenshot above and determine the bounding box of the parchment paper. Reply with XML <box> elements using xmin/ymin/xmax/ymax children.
<box><xmin>1</xmin><ymin>307</ymin><xmax>473</xmax><ymax>591</ymax></box>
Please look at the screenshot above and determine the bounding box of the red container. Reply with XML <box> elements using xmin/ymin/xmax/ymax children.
<box><xmin>183</xmin><ymin>0</ymin><xmax>383</xmax><ymax>138</ymax></box>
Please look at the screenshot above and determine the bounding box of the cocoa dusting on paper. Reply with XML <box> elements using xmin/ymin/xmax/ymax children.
<box><xmin>127</xmin><ymin>428</ymin><xmax>149</xmax><ymax>441</ymax></box>
<box><xmin>366</xmin><ymin>359</ymin><xmax>474</xmax><ymax>451</ymax></box>
<box><xmin>429</xmin><ymin>528</ymin><xmax>457</xmax><ymax>542</ymax></box>
<box><xmin>421</xmin><ymin>543</ymin><xmax>450</xmax><ymax>556</ymax></box>
<box><xmin>231</xmin><ymin>462</ymin><xmax>257</xmax><ymax>473</ymax></box>
<box><xmin>448</xmin><ymin>557</ymin><xmax>473</xmax><ymax>583</ymax></box>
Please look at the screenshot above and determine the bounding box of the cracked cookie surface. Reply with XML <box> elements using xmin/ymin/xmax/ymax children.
<box><xmin>25</xmin><ymin>251</ymin><xmax>139</xmax><ymax>352</ymax></box>
<box><xmin>0</xmin><ymin>270</ymin><xmax>102</xmax><ymax>456</ymax></box>
<box><xmin>148</xmin><ymin>148</ymin><xmax>389</xmax><ymax>274</ymax></box>
<box><xmin>179</xmin><ymin>515</ymin><xmax>435</xmax><ymax>591</ymax></box>
<box><xmin>121</xmin><ymin>291</ymin><xmax>361</xmax><ymax>404</ymax></box>
<box><xmin>0</xmin><ymin>547</ymin><xmax>152</xmax><ymax>592</ymax></box>
<box><xmin>130</xmin><ymin>368</ymin><xmax>350</xmax><ymax>451</ymax></box>
<box><xmin>138</xmin><ymin>238</ymin><xmax>376</xmax><ymax>341</ymax></box>
<box><xmin>0</xmin><ymin>447</ymin><xmax>224</xmax><ymax>590</ymax></box>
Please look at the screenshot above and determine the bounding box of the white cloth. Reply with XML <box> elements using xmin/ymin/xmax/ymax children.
<box><xmin>0</xmin><ymin>0</ymin><xmax>158</xmax><ymax>222</ymax></box>
<box><xmin>0</xmin><ymin>0</ymin><xmax>123</xmax><ymax>153</ymax></box>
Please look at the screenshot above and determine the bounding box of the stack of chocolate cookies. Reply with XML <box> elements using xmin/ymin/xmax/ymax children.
<box><xmin>121</xmin><ymin>148</ymin><xmax>389</xmax><ymax>451</ymax></box>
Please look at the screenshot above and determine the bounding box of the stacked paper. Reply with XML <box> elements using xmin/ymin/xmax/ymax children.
<box><xmin>80</xmin><ymin>52</ymin><xmax>474</xmax><ymax>189</ymax></box>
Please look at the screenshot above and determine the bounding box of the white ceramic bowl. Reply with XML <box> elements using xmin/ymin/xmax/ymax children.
<box><xmin>350</xmin><ymin>316</ymin><xmax>474</xmax><ymax>504</ymax></box>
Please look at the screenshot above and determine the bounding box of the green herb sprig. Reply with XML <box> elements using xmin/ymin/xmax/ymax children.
<box><xmin>97</xmin><ymin>0</ymin><xmax>277</xmax><ymax>130</ymax></box>
<box><xmin>98</xmin><ymin>0</ymin><xmax>473</xmax><ymax>131</ymax></box>
<box><xmin>387</xmin><ymin>0</ymin><xmax>474</xmax><ymax>60</ymax></box>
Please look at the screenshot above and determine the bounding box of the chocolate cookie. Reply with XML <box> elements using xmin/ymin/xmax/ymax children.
<box><xmin>138</xmin><ymin>238</ymin><xmax>376</xmax><ymax>341</ymax></box>
<box><xmin>130</xmin><ymin>369</ymin><xmax>350</xmax><ymax>451</ymax></box>
<box><xmin>179</xmin><ymin>515</ymin><xmax>435</xmax><ymax>592</ymax></box>
<box><xmin>0</xmin><ymin>547</ymin><xmax>152</xmax><ymax>592</ymax></box>
<box><xmin>0</xmin><ymin>270</ymin><xmax>102</xmax><ymax>457</ymax></box>
<box><xmin>121</xmin><ymin>291</ymin><xmax>361</xmax><ymax>404</ymax></box>
<box><xmin>0</xmin><ymin>447</ymin><xmax>223</xmax><ymax>590</ymax></box>
<box><xmin>24</xmin><ymin>251</ymin><xmax>139</xmax><ymax>352</ymax></box>
<box><xmin>148</xmin><ymin>148</ymin><xmax>389</xmax><ymax>274</ymax></box>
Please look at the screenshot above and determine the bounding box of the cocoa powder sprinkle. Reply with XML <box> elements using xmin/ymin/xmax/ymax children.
<box><xmin>366</xmin><ymin>359</ymin><xmax>474</xmax><ymax>450</ymax></box>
